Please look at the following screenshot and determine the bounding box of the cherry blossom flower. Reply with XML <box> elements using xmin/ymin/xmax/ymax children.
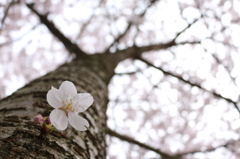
<box><xmin>47</xmin><ymin>81</ymin><xmax>94</xmax><ymax>131</ymax></box>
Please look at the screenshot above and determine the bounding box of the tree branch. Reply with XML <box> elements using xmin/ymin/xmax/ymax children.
<box><xmin>172</xmin><ymin>15</ymin><xmax>202</xmax><ymax>42</ymax></box>
<box><xmin>211</xmin><ymin>52</ymin><xmax>238</xmax><ymax>88</ymax></box>
<box><xmin>106</xmin><ymin>0</ymin><xmax>158</xmax><ymax>52</ymax></box>
<box><xmin>106</xmin><ymin>128</ymin><xmax>177</xmax><ymax>159</ymax></box>
<box><xmin>114</xmin><ymin>70</ymin><xmax>141</xmax><ymax>76</ymax></box>
<box><xmin>26</xmin><ymin>3</ymin><xmax>86</xmax><ymax>58</ymax></box>
<box><xmin>0</xmin><ymin>24</ymin><xmax>39</xmax><ymax>47</ymax></box>
<box><xmin>0</xmin><ymin>0</ymin><xmax>19</xmax><ymax>31</ymax></box>
<box><xmin>113</xmin><ymin>40</ymin><xmax>200</xmax><ymax>65</ymax></box>
<box><xmin>75</xmin><ymin>0</ymin><xmax>105</xmax><ymax>40</ymax></box>
<box><xmin>175</xmin><ymin>142</ymin><xmax>229</xmax><ymax>157</ymax></box>
<box><xmin>139</xmin><ymin>41</ymin><xmax>200</xmax><ymax>54</ymax></box>
<box><xmin>137</xmin><ymin>56</ymin><xmax>240</xmax><ymax>113</ymax></box>
<box><xmin>106</xmin><ymin>22</ymin><xmax>133</xmax><ymax>52</ymax></box>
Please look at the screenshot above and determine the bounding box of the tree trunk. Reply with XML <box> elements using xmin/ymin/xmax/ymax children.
<box><xmin>0</xmin><ymin>53</ymin><xmax>122</xmax><ymax>158</ymax></box>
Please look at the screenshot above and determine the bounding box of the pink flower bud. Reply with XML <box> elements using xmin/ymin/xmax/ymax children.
<box><xmin>33</xmin><ymin>114</ymin><xmax>44</xmax><ymax>124</ymax></box>
<box><xmin>45</xmin><ymin>116</ymin><xmax>51</xmax><ymax>124</ymax></box>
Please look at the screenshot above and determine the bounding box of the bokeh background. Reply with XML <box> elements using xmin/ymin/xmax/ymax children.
<box><xmin>1</xmin><ymin>0</ymin><xmax>240</xmax><ymax>158</ymax></box>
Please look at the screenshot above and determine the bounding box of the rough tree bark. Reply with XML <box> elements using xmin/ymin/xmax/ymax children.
<box><xmin>0</xmin><ymin>53</ymin><xmax>133</xmax><ymax>158</ymax></box>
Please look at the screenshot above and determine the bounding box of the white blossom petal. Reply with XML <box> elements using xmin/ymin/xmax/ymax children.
<box><xmin>59</xmin><ymin>81</ymin><xmax>77</xmax><ymax>98</ymax></box>
<box><xmin>72</xmin><ymin>93</ymin><xmax>94</xmax><ymax>112</ymax></box>
<box><xmin>50</xmin><ymin>109</ymin><xmax>68</xmax><ymax>130</ymax></box>
<box><xmin>68</xmin><ymin>112</ymin><xmax>89</xmax><ymax>131</ymax></box>
<box><xmin>47</xmin><ymin>86</ymin><xmax>63</xmax><ymax>108</ymax></box>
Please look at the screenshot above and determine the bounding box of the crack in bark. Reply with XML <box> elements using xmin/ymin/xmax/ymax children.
<box><xmin>0</xmin><ymin>107</ymin><xmax>26</xmax><ymax>113</ymax></box>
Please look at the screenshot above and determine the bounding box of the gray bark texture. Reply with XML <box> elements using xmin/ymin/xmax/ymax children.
<box><xmin>0</xmin><ymin>53</ymin><xmax>126</xmax><ymax>158</ymax></box>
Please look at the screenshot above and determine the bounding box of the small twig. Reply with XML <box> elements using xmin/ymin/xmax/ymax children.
<box><xmin>172</xmin><ymin>15</ymin><xmax>203</xmax><ymax>42</ymax></box>
<box><xmin>175</xmin><ymin>142</ymin><xmax>228</xmax><ymax>157</ymax></box>
<box><xmin>211</xmin><ymin>53</ymin><xmax>238</xmax><ymax>87</ymax></box>
<box><xmin>106</xmin><ymin>22</ymin><xmax>133</xmax><ymax>52</ymax></box>
<box><xmin>0</xmin><ymin>24</ymin><xmax>39</xmax><ymax>47</ymax></box>
<box><xmin>106</xmin><ymin>128</ymin><xmax>177</xmax><ymax>159</ymax></box>
<box><xmin>75</xmin><ymin>0</ymin><xmax>105</xmax><ymax>40</ymax></box>
<box><xmin>0</xmin><ymin>0</ymin><xmax>19</xmax><ymax>31</ymax></box>
<box><xmin>106</xmin><ymin>0</ymin><xmax>158</xmax><ymax>52</ymax></box>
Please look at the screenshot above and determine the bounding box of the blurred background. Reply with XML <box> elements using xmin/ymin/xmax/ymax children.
<box><xmin>1</xmin><ymin>0</ymin><xmax>240</xmax><ymax>158</ymax></box>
